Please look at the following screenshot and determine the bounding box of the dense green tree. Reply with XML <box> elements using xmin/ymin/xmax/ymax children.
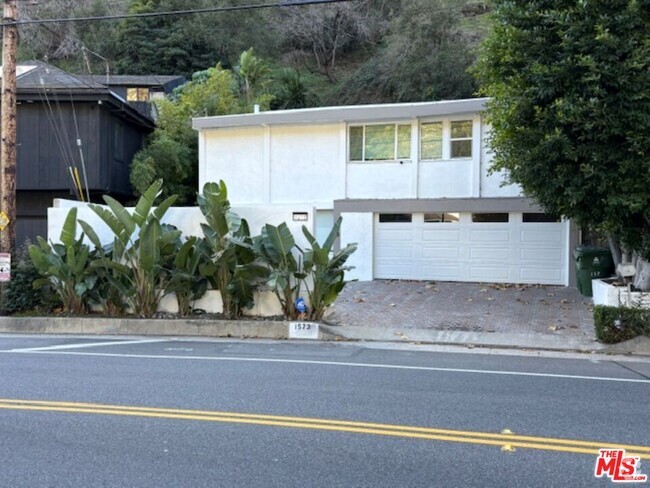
<box><xmin>336</xmin><ymin>0</ymin><xmax>477</xmax><ymax>104</ymax></box>
<box><xmin>130</xmin><ymin>64</ymin><xmax>240</xmax><ymax>204</ymax></box>
<box><xmin>475</xmin><ymin>0</ymin><xmax>650</xmax><ymax>289</ymax></box>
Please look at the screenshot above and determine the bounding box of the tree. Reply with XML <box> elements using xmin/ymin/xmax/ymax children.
<box><xmin>336</xmin><ymin>0</ymin><xmax>478</xmax><ymax>104</ymax></box>
<box><xmin>278</xmin><ymin>0</ymin><xmax>383</xmax><ymax>81</ymax></box>
<box><xmin>475</xmin><ymin>1</ymin><xmax>650</xmax><ymax>289</ymax></box>
<box><xmin>130</xmin><ymin>64</ymin><xmax>240</xmax><ymax>204</ymax></box>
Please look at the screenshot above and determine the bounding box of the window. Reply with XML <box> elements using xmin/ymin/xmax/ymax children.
<box><xmin>127</xmin><ymin>87</ymin><xmax>149</xmax><ymax>102</ymax></box>
<box><xmin>420</xmin><ymin>122</ymin><xmax>442</xmax><ymax>160</ymax></box>
<box><xmin>349</xmin><ymin>124</ymin><xmax>411</xmax><ymax>161</ymax></box>
<box><xmin>424</xmin><ymin>212</ymin><xmax>460</xmax><ymax>223</ymax></box>
<box><xmin>472</xmin><ymin>213</ymin><xmax>509</xmax><ymax>223</ymax></box>
<box><xmin>379</xmin><ymin>213</ymin><xmax>412</xmax><ymax>223</ymax></box>
<box><xmin>450</xmin><ymin>120</ymin><xmax>472</xmax><ymax>158</ymax></box>
<box><xmin>419</xmin><ymin>119</ymin><xmax>474</xmax><ymax>160</ymax></box>
<box><xmin>523</xmin><ymin>213</ymin><xmax>560</xmax><ymax>223</ymax></box>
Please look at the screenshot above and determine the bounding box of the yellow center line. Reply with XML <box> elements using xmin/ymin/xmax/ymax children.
<box><xmin>0</xmin><ymin>399</ymin><xmax>648</xmax><ymax>459</ymax></box>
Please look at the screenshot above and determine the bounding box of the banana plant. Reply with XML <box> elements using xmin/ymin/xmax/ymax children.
<box><xmin>166</xmin><ymin>236</ymin><xmax>210</xmax><ymax>316</ymax></box>
<box><xmin>28</xmin><ymin>207</ymin><xmax>96</xmax><ymax>314</ymax></box>
<box><xmin>198</xmin><ymin>181</ymin><xmax>268</xmax><ymax>318</ymax></box>
<box><xmin>80</xmin><ymin>179</ymin><xmax>181</xmax><ymax>317</ymax></box>
<box><xmin>301</xmin><ymin>217</ymin><xmax>357</xmax><ymax>321</ymax></box>
<box><xmin>254</xmin><ymin>222</ymin><xmax>305</xmax><ymax>319</ymax></box>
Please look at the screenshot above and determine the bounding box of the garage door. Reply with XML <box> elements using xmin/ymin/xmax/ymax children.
<box><xmin>374</xmin><ymin>212</ymin><xmax>568</xmax><ymax>285</ymax></box>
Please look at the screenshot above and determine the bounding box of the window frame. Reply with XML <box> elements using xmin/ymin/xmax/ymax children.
<box><xmin>348</xmin><ymin>122</ymin><xmax>412</xmax><ymax>163</ymax></box>
<box><xmin>419</xmin><ymin>118</ymin><xmax>476</xmax><ymax>161</ymax></box>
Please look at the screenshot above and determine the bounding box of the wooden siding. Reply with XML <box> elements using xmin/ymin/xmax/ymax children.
<box><xmin>16</xmin><ymin>101</ymin><xmax>148</xmax><ymax>195</ymax></box>
<box><xmin>17</xmin><ymin>102</ymin><xmax>102</xmax><ymax>191</ymax></box>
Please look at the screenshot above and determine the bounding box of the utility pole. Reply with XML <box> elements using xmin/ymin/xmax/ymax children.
<box><xmin>0</xmin><ymin>0</ymin><xmax>17</xmax><ymax>262</ymax></box>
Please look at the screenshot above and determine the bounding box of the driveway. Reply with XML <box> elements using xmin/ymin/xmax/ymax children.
<box><xmin>327</xmin><ymin>280</ymin><xmax>595</xmax><ymax>339</ymax></box>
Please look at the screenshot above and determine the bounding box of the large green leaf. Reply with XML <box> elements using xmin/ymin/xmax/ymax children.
<box><xmin>139</xmin><ymin>218</ymin><xmax>162</xmax><ymax>274</ymax></box>
<box><xmin>265</xmin><ymin>222</ymin><xmax>295</xmax><ymax>261</ymax></box>
<box><xmin>133</xmin><ymin>179</ymin><xmax>163</xmax><ymax>226</ymax></box>
<box><xmin>322</xmin><ymin>216</ymin><xmax>342</xmax><ymax>252</ymax></box>
<box><xmin>78</xmin><ymin>220</ymin><xmax>102</xmax><ymax>249</ymax></box>
<box><xmin>152</xmin><ymin>194</ymin><xmax>178</xmax><ymax>222</ymax></box>
<box><xmin>103</xmin><ymin>196</ymin><xmax>135</xmax><ymax>238</ymax></box>
<box><xmin>59</xmin><ymin>207</ymin><xmax>78</xmax><ymax>248</ymax></box>
<box><xmin>89</xmin><ymin>204</ymin><xmax>128</xmax><ymax>244</ymax></box>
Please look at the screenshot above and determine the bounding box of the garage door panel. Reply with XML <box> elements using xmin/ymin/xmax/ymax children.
<box><xmin>470</xmin><ymin>247</ymin><xmax>510</xmax><ymax>260</ymax></box>
<box><xmin>421</xmin><ymin>246</ymin><xmax>460</xmax><ymax>259</ymax></box>
<box><xmin>469</xmin><ymin>229</ymin><xmax>510</xmax><ymax>242</ymax></box>
<box><xmin>469</xmin><ymin>266</ymin><xmax>510</xmax><ymax>281</ymax></box>
<box><xmin>374</xmin><ymin>213</ymin><xmax>567</xmax><ymax>284</ymax></box>
<box><xmin>421</xmin><ymin>229</ymin><xmax>460</xmax><ymax>241</ymax></box>
<box><xmin>521</xmin><ymin>248</ymin><xmax>563</xmax><ymax>262</ymax></box>
<box><xmin>374</xmin><ymin>262</ymin><xmax>415</xmax><ymax>279</ymax></box>
<box><xmin>375</xmin><ymin>246</ymin><xmax>415</xmax><ymax>259</ymax></box>
<box><xmin>520</xmin><ymin>267</ymin><xmax>562</xmax><ymax>282</ymax></box>
<box><xmin>421</xmin><ymin>264</ymin><xmax>460</xmax><ymax>280</ymax></box>
<box><xmin>376</xmin><ymin>228</ymin><xmax>413</xmax><ymax>241</ymax></box>
<box><xmin>521</xmin><ymin>229</ymin><xmax>562</xmax><ymax>242</ymax></box>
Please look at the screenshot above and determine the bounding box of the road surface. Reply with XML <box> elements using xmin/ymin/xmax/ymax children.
<box><xmin>0</xmin><ymin>335</ymin><xmax>648</xmax><ymax>487</ymax></box>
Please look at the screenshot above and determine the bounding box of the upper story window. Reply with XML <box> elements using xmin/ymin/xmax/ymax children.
<box><xmin>421</xmin><ymin>122</ymin><xmax>442</xmax><ymax>159</ymax></box>
<box><xmin>450</xmin><ymin>120</ymin><xmax>472</xmax><ymax>158</ymax></box>
<box><xmin>349</xmin><ymin>124</ymin><xmax>411</xmax><ymax>162</ymax></box>
<box><xmin>127</xmin><ymin>87</ymin><xmax>150</xmax><ymax>102</ymax></box>
<box><xmin>420</xmin><ymin>119</ymin><xmax>474</xmax><ymax>160</ymax></box>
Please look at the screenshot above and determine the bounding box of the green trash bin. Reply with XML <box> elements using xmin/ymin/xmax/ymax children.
<box><xmin>573</xmin><ymin>246</ymin><xmax>615</xmax><ymax>297</ymax></box>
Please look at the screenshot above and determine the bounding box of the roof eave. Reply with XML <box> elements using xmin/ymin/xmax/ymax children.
<box><xmin>192</xmin><ymin>98</ymin><xmax>490</xmax><ymax>131</ymax></box>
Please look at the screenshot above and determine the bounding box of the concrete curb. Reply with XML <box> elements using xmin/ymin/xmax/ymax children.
<box><xmin>319</xmin><ymin>324</ymin><xmax>650</xmax><ymax>357</ymax></box>
<box><xmin>1</xmin><ymin>317</ymin><xmax>648</xmax><ymax>356</ymax></box>
<box><xmin>0</xmin><ymin>317</ymin><xmax>289</xmax><ymax>340</ymax></box>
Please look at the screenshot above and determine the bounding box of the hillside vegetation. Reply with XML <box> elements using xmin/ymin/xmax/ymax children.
<box><xmin>17</xmin><ymin>0</ymin><xmax>491</xmax><ymax>106</ymax></box>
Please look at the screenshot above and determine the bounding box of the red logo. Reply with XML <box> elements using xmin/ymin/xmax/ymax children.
<box><xmin>595</xmin><ymin>449</ymin><xmax>647</xmax><ymax>483</ymax></box>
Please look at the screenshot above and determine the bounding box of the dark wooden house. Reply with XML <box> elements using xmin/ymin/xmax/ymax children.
<box><xmin>12</xmin><ymin>61</ymin><xmax>159</xmax><ymax>245</ymax></box>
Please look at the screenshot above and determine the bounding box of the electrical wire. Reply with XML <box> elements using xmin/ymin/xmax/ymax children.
<box><xmin>3</xmin><ymin>0</ymin><xmax>356</xmax><ymax>27</ymax></box>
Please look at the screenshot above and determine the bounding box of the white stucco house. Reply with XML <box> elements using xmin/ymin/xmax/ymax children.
<box><xmin>193</xmin><ymin>98</ymin><xmax>577</xmax><ymax>286</ymax></box>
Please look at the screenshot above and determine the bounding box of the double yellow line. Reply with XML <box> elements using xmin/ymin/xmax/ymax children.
<box><xmin>0</xmin><ymin>398</ymin><xmax>648</xmax><ymax>459</ymax></box>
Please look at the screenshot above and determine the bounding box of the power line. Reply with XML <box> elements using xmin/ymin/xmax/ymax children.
<box><xmin>2</xmin><ymin>0</ymin><xmax>356</xmax><ymax>27</ymax></box>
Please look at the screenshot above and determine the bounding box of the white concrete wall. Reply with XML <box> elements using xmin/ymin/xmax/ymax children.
<box><xmin>479</xmin><ymin>123</ymin><xmax>523</xmax><ymax>198</ymax></box>
<box><xmin>49</xmin><ymin>200</ymin><xmax>317</xmax><ymax>249</ymax></box>
<box><xmin>269</xmin><ymin>124</ymin><xmax>344</xmax><ymax>205</ymax></box>
<box><xmin>198</xmin><ymin>116</ymin><xmax>523</xmax><ymax>205</ymax></box>
<box><xmin>200</xmin><ymin>127</ymin><xmax>265</xmax><ymax>204</ymax></box>
<box><xmin>340</xmin><ymin>212</ymin><xmax>373</xmax><ymax>281</ymax></box>
<box><xmin>419</xmin><ymin>160</ymin><xmax>474</xmax><ymax>198</ymax></box>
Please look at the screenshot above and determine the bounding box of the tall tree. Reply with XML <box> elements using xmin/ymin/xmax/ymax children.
<box><xmin>475</xmin><ymin>0</ymin><xmax>650</xmax><ymax>289</ymax></box>
<box><xmin>336</xmin><ymin>0</ymin><xmax>478</xmax><ymax>104</ymax></box>
<box><xmin>130</xmin><ymin>64</ymin><xmax>240</xmax><ymax>204</ymax></box>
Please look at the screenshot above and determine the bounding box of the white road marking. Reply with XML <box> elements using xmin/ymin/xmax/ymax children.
<box><xmin>8</xmin><ymin>338</ymin><xmax>169</xmax><ymax>352</ymax></box>
<box><xmin>4</xmin><ymin>349</ymin><xmax>649</xmax><ymax>384</ymax></box>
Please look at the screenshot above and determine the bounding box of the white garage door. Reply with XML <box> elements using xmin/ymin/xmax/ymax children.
<box><xmin>374</xmin><ymin>212</ymin><xmax>568</xmax><ymax>285</ymax></box>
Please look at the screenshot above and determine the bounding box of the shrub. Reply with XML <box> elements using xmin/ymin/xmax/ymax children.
<box><xmin>593</xmin><ymin>305</ymin><xmax>650</xmax><ymax>344</ymax></box>
<box><xmin>1</xmin><ymin>241</ymin><xmax>58</xmax><ymax>315</ymax></box>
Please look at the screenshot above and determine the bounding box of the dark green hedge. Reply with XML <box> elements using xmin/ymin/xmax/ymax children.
<box><xmin>593</xmin><ymin>305</ymin><xmax>650</xmax><ymax>344</ymax></box>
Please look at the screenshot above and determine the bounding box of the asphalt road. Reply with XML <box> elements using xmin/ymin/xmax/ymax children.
<box><xmin>0</xmin><ymin>335</ymin><xmax>648</xmax><ymax>488</ymax></box>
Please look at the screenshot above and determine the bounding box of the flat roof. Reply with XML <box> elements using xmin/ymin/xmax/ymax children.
<box><xmin>192</xmin><ymin>98</ymin><xmax>489</xmax><ymax>130</ymax></box>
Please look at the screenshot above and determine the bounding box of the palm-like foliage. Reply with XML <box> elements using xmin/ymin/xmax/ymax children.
<box><xmin>301</xmin><ymin>217</ymin><xmax>357</xmax><ymax>321</ymax></box>
<box><xmin>81</xmin><ymin>179</ymin><xmax>181</xmax><ymax>317</ymax></box>
<box><xmin>255</xmin><ymin>222</ymin><xmax>306</xmax><ymax>319</ymax></box>
<box><xmin>28</xmin><ymin>207</ymin><xmax>96</xmax><ymax>314</ymax></box>
<box><xmin>198</xmin><ymin>181</ymin><xmax>268</xmax><ymax>318</ymax></box>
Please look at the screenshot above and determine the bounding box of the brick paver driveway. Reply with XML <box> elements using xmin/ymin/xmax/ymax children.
<box><xmin>326</xmin><ymin>280</ymin><xmax>595</xmax><ymax>338</ymax></box>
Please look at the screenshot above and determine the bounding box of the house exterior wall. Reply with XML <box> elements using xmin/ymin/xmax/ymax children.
<box><xmin>198</xmin><ymin>114</ymin><xmax>521</xmax><ymax>207</ymax></box>
<box><xmin>190</xmin><ymin>100</ymin><xmax>570</xmax><ymax>286</ymax></box>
